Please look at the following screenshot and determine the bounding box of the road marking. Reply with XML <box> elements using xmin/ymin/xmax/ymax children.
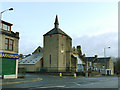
<box><xmin>40</xmin><ymin>85</ymin><xmax>65</xmax><ymax>88</ymax></box>
<box><xmin>73</xmin><ymin>82</ymin><xmax>81</xmax><ymax>86</ymax></box>
<box><xmin>0</xmin><ymin>78</ymin><xmax>43</xmax><ymax>85</ymax></box>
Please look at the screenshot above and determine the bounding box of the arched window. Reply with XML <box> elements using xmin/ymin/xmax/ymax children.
<box><xmin>50</xmin><ymin>55</ymin><xmax>51</xmax><ymax>67</ymax></box>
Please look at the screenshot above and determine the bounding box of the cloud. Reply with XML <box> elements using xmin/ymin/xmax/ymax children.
<box><xmin>72</xmin><ymin>32</ymin><xmax>118</xmax><ymax>57</ymax></box>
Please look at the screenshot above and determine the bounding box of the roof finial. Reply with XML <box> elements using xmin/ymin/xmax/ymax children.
<box><xmin>54</xmin><ymin>15</ymin><xmax>59</xmax><ymax>28</ymax></box>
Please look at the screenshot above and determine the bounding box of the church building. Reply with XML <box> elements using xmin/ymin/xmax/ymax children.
<box><xmin>43</xmin><ymin>15</ymin><xmax>72</xmax><ymax>72</ymax></box>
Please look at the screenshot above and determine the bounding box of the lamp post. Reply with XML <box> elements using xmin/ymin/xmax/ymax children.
<box><xmin>1</xmin><ymin>8</ymin><xmax>13</xmax><ymax>14</ymax></box>
<box><xmin>104</xmin><ymin>47</ymin><xmax>110</xmax><ymax>57</ymax></box>
<box><xmin>0</xmin><ymin>8</ymin><xmax>13</xmax><ymax>79</ymax></box>
<box><xmin>0</xmin><ymin>8</ymin><xmax>13</xmax><ymax>22</ymax></box>
<box><xmin>104</xmin><ymin>47</ymin><xmax>110</xmax><ymax>75</ymax></box>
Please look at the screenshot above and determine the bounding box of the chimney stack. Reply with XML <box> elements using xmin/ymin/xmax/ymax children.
<box><xmin>16</xmin><ymin>32</ymin><xmax>19</xmax><ymax>37</ymax></box>
<box><xmin>95</xmin><ymin>55</ymin><xmax>98</xmax><ymax>58</ymax></box>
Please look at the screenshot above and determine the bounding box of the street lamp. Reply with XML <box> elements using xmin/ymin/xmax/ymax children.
<box><xmin>104</xmin><ymin>47</ymin><xmax>110</xmax><ymax>57</ymax></box>
<box><xmin>1</xmin><ymin>8</ymin><xmax>13</xmax><ymax>14</ymax></box>
<box><xmin>104</xmin><ymin>46</ymin><xmax>110</xmax><ymax>75</ymax></box>
<box><xmin>0</xmin><ymin>8</ymin><xmax>13</xmax><ymax>29</ymax></box>
<box><xmin>0</xmin><ymin>8</ymin><xmax>13</xmax><ymax>22</ymax></box>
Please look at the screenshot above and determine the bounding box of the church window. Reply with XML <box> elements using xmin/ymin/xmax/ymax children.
<box><xmin>70</xmin><ymin>42</ymin><xmax>72</xmax><ymax>46</ymax></box>
<box><xmin>39</xmin><ymin>49</ymin><xmax>40</xmax><ymax>52</ymax></box>
<box><xmin>50</xmin><ymin>55</ymin><xmax>51</xmax><ymax>67</ymax></box>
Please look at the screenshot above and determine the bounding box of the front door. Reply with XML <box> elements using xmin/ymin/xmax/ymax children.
<box><xmin>107</xmin><ymin>70</ymin><xmax>109</xmax><ymax>75</ymax></box>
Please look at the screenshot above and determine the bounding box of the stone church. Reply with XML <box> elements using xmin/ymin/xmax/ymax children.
<box><xmin>43</xmin><ymin>15</ymin><xmax>72</xmax><ymax>72</ymax></box>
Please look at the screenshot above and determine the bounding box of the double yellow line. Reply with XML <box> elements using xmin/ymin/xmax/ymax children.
<box><xmin>0</xmin><ymin>78</ymin><xmax>43</xmax><ymax>85</ymax></box>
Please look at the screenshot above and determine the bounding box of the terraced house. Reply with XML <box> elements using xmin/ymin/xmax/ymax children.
<box><xmin>0</xmin><ymin>20</ymin><xmax>19</xmax><ymax>79</ymax></box>
<box><xmin>86</xmin><ymin>56</ymin><xmax>114</xmax><ymax>75</ymax></box>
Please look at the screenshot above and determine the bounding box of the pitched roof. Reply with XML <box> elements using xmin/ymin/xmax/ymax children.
<box><xmin>94</xmin><ymin>57</ymin><xmax>111</xmax><ymax>63</ymax></box>
<box><xmin>86</xmin><ymin>57</ymin><xmax>96</xmax><ymax>62</ymax></box>
<box><xmin>43</xmin><ymin>15</ymin><xmax>72</xmax><ymax>39</ymax></box>
<box><xmin>18</xmin><ymin>53</ymin><xmax>43</xmax><ymax>65</ymax></box>
<box><xmin>32</xmin><ymin>46</ymin><xmax>43</xmax><ymax>54</ymax></box>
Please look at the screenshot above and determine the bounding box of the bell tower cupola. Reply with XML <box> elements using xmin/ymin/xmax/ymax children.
<box><xmin>54</xmin><ymin>15</ymin><xmax>59</xmax><ymax>28</ymax></box>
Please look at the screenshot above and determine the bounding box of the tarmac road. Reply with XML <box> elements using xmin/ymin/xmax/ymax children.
<box><xmin>1</xmin><ymin>73</ymin><xmax>119</xmax><ymax>88</ymax></box>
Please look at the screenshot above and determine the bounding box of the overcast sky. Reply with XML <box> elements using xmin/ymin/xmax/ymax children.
<box><xmin>1</xmin><ymin>1</ymin><xmax>118</xmax><ymax>57</ymax></box>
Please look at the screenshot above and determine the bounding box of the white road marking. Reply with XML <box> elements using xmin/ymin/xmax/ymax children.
<box><xmin>40</xmin><ymin>85</ymin><xmax>65</xmax><ymax>88</ymax></box>
<box><xmin>72</xmin><ymin>82</ymin><xmax>81</xmax><ymax>86</ymax></box>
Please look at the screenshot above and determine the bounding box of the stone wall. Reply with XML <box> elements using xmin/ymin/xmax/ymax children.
<box><xmin>0</xmin><ymin>34</ymin><xmax>19</xmax><ymax>54</ymax></box>
<box><xmin>43</xmin><ymin>34</ymin><xmax>72</xmax><ymax>72</ymax></box>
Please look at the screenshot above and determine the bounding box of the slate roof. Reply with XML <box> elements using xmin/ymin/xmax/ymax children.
<box><xmin>86</xmin><ymin>57</ymin><xmax>96</xmax><ymax>62</ymax></box>
<box><xmin>43</xmin><ymin>15</ymin><xmax>72</xmax><ymax>39</ymax></box>
<box><xmin>18</xmin><ymin>53</ymin><xmax>43</xmax><ymax>65</ymax></box>
<box><xmin>94</xmin><ymin>57</ymin><xmax>111</xmax><ymax>63</ymax></box>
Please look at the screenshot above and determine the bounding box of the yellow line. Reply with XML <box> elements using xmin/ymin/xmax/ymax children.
<box><xmin>0</xmin><ymin>78</ymin><xmax>43</xmax><ymax>85</ymax></box>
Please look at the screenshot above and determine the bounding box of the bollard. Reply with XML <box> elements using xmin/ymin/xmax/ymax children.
<box><xmin>74</xmin><ymin>73</ymin><xmax>76</xmax><ymax>78</ymax></box>
<box><xmin>60</xmin><ymin>73</ymin><xmax>62</xmax><ymax>77</ymax></box>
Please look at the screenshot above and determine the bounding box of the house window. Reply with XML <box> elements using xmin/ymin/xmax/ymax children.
<box><xmin>89</xmin><ymin>62</ymin><xmax>92</xmax><ymax>66</ymax></box>
<box><xmin>5</xmin><ymin>38</ymin><xmax>9</xmax><ymax>50</ymax></box>
<box><xmin>94</xmin><ymin>63</ymin><xmax>97</xmax><ymax>67</ymax></box>
<box><xmin>3</xmin><ymin>24</ymin><xmax>7</xmax><ymax>30</ymax></box>
<box><xmin>9</xmin><ymin>39</ymin><xmax>14</xmax><ymax>50</ymax></box>
<box><xmin>7</xmin><ymin>26</ymin><xmax>10</xmax><ymax>31</ymax></box>
<box><xmin>1</xmin><ymin>24</ymin><xmax>11</xmax><ymax>31</ymax></box>
<box><xmin>5</xmin><ymin>38</ymin><xmax>14</xmax><ymax>51</ymax></box>
<box><xmin>103</xmin><ymin>65</ymin><xmax>105</xmax><ymax>69</ymax></box>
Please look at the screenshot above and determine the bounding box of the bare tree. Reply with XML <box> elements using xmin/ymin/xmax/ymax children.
<box><xmin>77</xmin><ymin>45</ymin><xmax>88</xmax><ymax>77</ymax></box>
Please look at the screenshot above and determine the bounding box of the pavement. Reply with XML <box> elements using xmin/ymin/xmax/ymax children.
<box><xmin>1</xmin><ymin>74</ymin><xmax>43</xmax><ymax>85</ymax></box>
<box><xmin>1</xmin><ymin>73</ymin><xmax>119</xmax><ymax>88</ymax></box>
<box><xmin>1</xmin><ymin>78</ymin><xmax>42</xmax><ymax>85</ymax></box>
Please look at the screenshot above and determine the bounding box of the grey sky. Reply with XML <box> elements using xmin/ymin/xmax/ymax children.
<box><xmin>1</xmin><ymin>1</ymin><xmax>118</xmax><ymax>57</ymax></box>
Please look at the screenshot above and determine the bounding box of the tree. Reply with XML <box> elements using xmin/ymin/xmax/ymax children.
<box><xmin>77</xmin><ymin>45</ymin><xmax>88</xmax><ymax>77</ymax></box>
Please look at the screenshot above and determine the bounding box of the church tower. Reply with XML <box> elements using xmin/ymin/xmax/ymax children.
<box><xmin>43</xmin><ymin>15</ymin><xmax>72</xmax><ymax>72</ymax></box>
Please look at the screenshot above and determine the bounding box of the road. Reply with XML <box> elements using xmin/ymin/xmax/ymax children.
<box><xmin>1</xmin><ymin>73</ymin><xmax>119</xmax><ymax>88</ymax></box>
